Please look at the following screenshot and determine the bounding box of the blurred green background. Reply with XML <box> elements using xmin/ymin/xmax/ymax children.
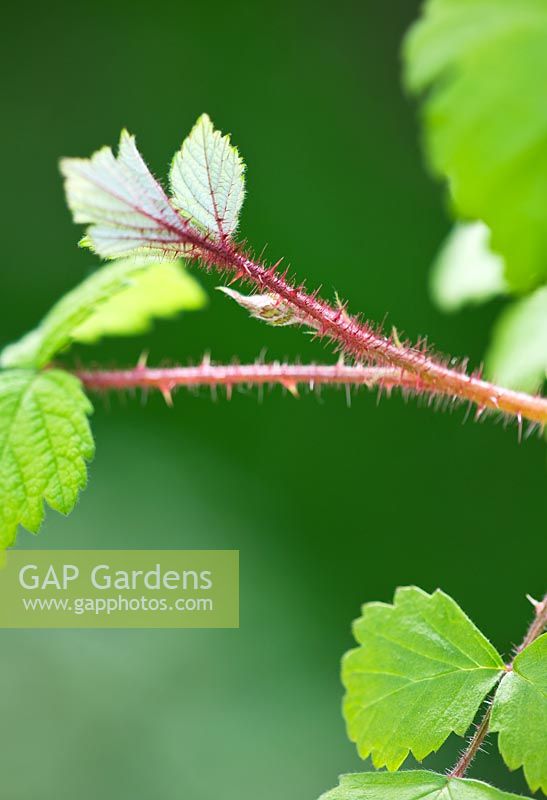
<box><xmin>0</xmin><ymin>1</ymin><xmax>545</xmax><ymax>798</ymax></box>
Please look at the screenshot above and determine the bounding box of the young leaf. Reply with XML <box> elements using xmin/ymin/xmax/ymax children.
<box><xmin>485</xmin><ymin>288</ymin><xmax>547</xmax><ymax>394</ymax></box>
<box><xmin>217</xmin><ymin>286</ymin><xmax>319</xmax><ymax>328</ymax></box>
<box><xmin>404</xmin><ymin>0</ymin><xmax>547</xmax><ymax>291</ymax></box>
<box><xmin>60</xmin><ymin>130</ymin><xmax>196</xmax><ymax>260</ymax></box>
<box><xmin>430</xmin><ymin>223</ymin><xmax>506</xmax><ymax>313</ymax></box>
<box><xmin>343</xmin><ymin>587</ymin><xmax>504</xmax><ymax>770</ymax></box>
<box><xmin>490</xmin><ymin>634</ymin><xmax>547</xmax><ymax>794</ymax></box>
<box><xmin>0</xmin><ymin>370</ymin><xmax>94</xmax><ymax>548</ymax></box>
<box><xmin>0</xmin><ymin>259</ymin><xmax>206</xmax><ymax>369</ymax></box>
<box><xmin>320</xmin><ymin>771</ymin><xmax>533</xmax><ymax>800</ymax></box>
<box><xmin>170</xmin><ymin>114</ymin><xmax>245</xmax><ymax>241</ymax></box>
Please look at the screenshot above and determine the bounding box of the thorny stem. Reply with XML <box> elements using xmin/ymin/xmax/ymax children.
<box><xmin>75</xmin><ymin>361</ymin><xmax>546</xmax><ymax>428</ymax></box>
<box><xmin>75</xmin><ymin>362</ymin><xmax>430</xmax><ymax>402</ymax></box>
<box><xmin>450</xmin><ymin>592</ymin><xmax>547</xmax><ymax>779</ymax></box>
<box><xmin>184</xmin><ymin>239</ymin><xmax>547</xmax><ymax>427</ymax></box>
<box><xmin>450</xmin><ymin>706</ymin><xmax>494</xmax><ymax>780</ymax></box>
<box><xmin>514</xmin><ymin>593</ymin><xmax>547</xmax><ymax>658</ymax></box>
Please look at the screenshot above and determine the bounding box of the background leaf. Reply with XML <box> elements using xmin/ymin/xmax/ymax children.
<box><xmin>0</xmin><ymin>369</ymin><xmax>94</xmax><ymax>548</ymax></box>
<box><xmin>0</xmin><ymin>259</ymin><xmax>206</xmax><ymax>368</ymax></box>
<box><xmin>320</xmin><ymin>771</ymin><xmax>533</xmax><ymax>800</ymax></box>
<box><xmin>170</xmin><ymin>113</ymin><xmax>245</xmax><ymax>240</ymax></box>
<box><xmin>404</xmin><ymin>0</ymin><xmax>547</xmax><ymax>291</ymax></box>
<box><xmin>430</xmin><ymin>223</ymin><xmax>506</xmax><ymax>312</ymax></box>
<box><xmin>71</xmin><ymin>262</ymin><xmax>206</xmax><ymax>343</ymax></box>
<box><xmin>490</xmin><ymin>634</ymin><xmax>547</xmax><ymax>795</ymax></box>
<box><xmin>343</xmin><ymin>587</ymin><xmax>504</xmax><ymax>770</ymax></box>
<box><xmin>485</xmin><ymin>288</ymin><xmax>547</xmax><ymax>393</ymax></box>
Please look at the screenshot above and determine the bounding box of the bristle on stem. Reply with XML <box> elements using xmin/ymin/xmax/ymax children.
<box><xmin>74</xmin><ymin>361</ymin><xmax>544</xmax><ymax>434</ymax></box>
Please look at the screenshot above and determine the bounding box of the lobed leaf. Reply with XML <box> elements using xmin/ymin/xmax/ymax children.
<box><xmin>490</xmin><ymin>634</ymin><xmax>547</xmax><ymax>794</ymax></box>
<box><xmin>60</xmin><ymin>130</ymin><xmax>195</xmax><ymax>260</ymax></box>
<box><xmin>0</xmin><ymin>370</ymin><xmax>94</xmax><ymax>548</ymax></box>
<box><xmin>404</xmin><ymin>0</ymin><xmax>547</xmax><ymax>291</ymax></box>
<box><xmin>430</xmin><ymin>223</ymin><xmax>506</xmax><ymax>312</ymax></box>
<box><xmin>0</xmin><ymin>259</ymin><xmax>206</xmax><ymax>369</ymax></box>
<box><xmin>170</xmin><ymin>114</ymin><xmax>245</xmax><ymax>241</ymax></box>
<box><xmin>485</xmin><ymin>288</ymin><xmax>547</xmax><ymax>394</ymax></box>
<box><xmin>343</xmin><ymin>587</ymin><xmax>504</xmax><ymax>770</ymax></box>
<box><xmin>320</xmin><ymin>771</ymin><xmax>533</xmax><ymax>800</ymax></box>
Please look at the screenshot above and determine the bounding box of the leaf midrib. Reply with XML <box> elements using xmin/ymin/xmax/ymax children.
<box><xmin>361</xmin><ymin>625</ymin><xmax>499</xmax><ymax>672</ymax></box>
<box><xmin>347</xmin><ymin>665</ymin><xmax>498</xmax><ymax>714</ymax></box>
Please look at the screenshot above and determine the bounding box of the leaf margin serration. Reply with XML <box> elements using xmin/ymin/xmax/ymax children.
<box><xmin>0</xmin><ymin>368</ymin><xmax>95</xmax><ymax>547</ymax></box>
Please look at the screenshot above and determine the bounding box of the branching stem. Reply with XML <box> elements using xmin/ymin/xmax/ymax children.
<box><xmin>450</xmin><ymin>592</ymin><xmax>547</xmax><ymax>779</ymax></box>
<box><xmin>187</xmin><ymin>239</ymin><xmax>547</xmax><ymax>426</ymax></box>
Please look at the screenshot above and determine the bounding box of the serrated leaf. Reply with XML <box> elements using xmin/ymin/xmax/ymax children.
<box><xmin>60</xmin><ymin>130</ymin><xmax>195</xmax><ymax>260</ymax></box>
<box><xmin>404</xmin><ymin>0</ymin><xmax>547</xmax><ymax>291</ymax></box>
<box><xmin>170</xmin><ymin>114</ymin><xmax>245</xmax><ymax>241</ymax></box>
<box><xmin>490</xmin><ymin>634</ymin><xmax>547</xmax><ymax>794</ymax></box>
<box><xmin>0</xmin><ymin>259</ymin><xmax>206</xmax><ymax>369</ymax></box>
<box><xmin>343</xmin><ymin>587</ymin><xmax>504</xmax><ymax>770</ymax></box>
<box><xmin>320</xmin><ymin>771</ymin><xmax>533</xmax><ymax>800</ymax></box>
<box><xmin>485</xmin><ymin>288</ymin><xmax>547</xmax><ymax>394</ymax></box>
<box><xmin>0</xmin><ymin>370</ymin><xmax>94</xmax><ymax>548</ymax></box>
<box><xmin>431</xmin><ymin>223</ymin><xmax>506</xmax><ymax>312</ymax></box>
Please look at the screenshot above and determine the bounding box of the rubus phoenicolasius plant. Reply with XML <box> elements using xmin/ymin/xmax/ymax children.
<box><xmin>320</xmin><ymin>587</ymin><xmax>547</xmax><ymax>800</ymax></box>
<box><xmin>1</xmin><ymin>0</ymin><xmax>547</xmax><ymax>547</ymax></box>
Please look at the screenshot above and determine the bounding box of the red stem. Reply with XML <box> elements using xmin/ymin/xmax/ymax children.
<box><xmin>512</xmin><ymin>593</ymin><xmax>547</xmax><ymax>660</ymax></box>
<box><xmin>450</xmin><ymin>705</ymin><xmax>494</xmax><ymax>780</ymax></box>
<box><xmin>76</xmin><ymin>362</ymin><xmax>427</xmax><ymax>398</ymax></box>
<box><xmin>188</xmin><ymin>239</ymin><xmax>547</xmax><ymax>426</ymax></box>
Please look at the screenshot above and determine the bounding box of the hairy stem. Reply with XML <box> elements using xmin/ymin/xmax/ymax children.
<box><xmin>450</xmin><ymin>592</ymin><xmax>547</xmax><ymax>779</ymax></box>
<box><xmin>75</xmin><ymin>362</ymin><xmax>429</xmax><ymax>399</ymax></box>
<box><xmin>75</xmin><ymin>361</ymin><xmax>547</xmax><ymax>427</ymax></box>
<box><xmin>450</xmin><ymin>705</ymin><xmax>494</xmax><ymax>780</ymax></box>
<box><xmin>513</xmin><ymin>593</ymin><xmax>547</xmax><ymax>659</ymax></box>
<box><xmin>187</xmin><ymin>239</ymin><xmax>547</xmax><ymax>426</ymax></box>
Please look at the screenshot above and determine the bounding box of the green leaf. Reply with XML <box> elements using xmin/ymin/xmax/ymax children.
<box><xmin>60</xmin><ymin>130</ymin><xmax>194</xmax><ymax>260</ymax></box>
<box><xmin>431</xmin><ymin>223</ymin><xmax>506</xmax><ymax>312</ymax></box>
<box><xmin>320</xmin><ymin>771</ymin><xmax>533</xmax><ymax>800</ymax></box>
<box><xmin>170</xmin><ymin>114</ymin><xmax>245</xmax><ymax>241</ymax></box>
<box><xmin>343</xmin><ymin>587</ymin><xmax>504</xmax><ymax>770</ymax></box>
<box><xmin>0</xmin><ymin>370</ymin><xmax>94</xmax><ymax>548</ymax></box>
<box><xmin>404</xmin><ymin>0</ymin><xmax>547</xmax><ymax>291</ymax></box>
<box><xmin>490</xmin><ymin>634</ymin><xmax>547</xmax><ymax>794</ymax></box>
<box><xmin>71</xmin><ymin>261</ymin><xmax>206</xmax><ymax>343</ymax></box>
<box><xmin>0</xmin><ymin>259</ymin><xmax>206</xmax><ymax>369</ymax></box>
<box><xmin>485</xmin><ymin>287</ymin><xmax>547</xmax><ymax>393</ymax></box>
